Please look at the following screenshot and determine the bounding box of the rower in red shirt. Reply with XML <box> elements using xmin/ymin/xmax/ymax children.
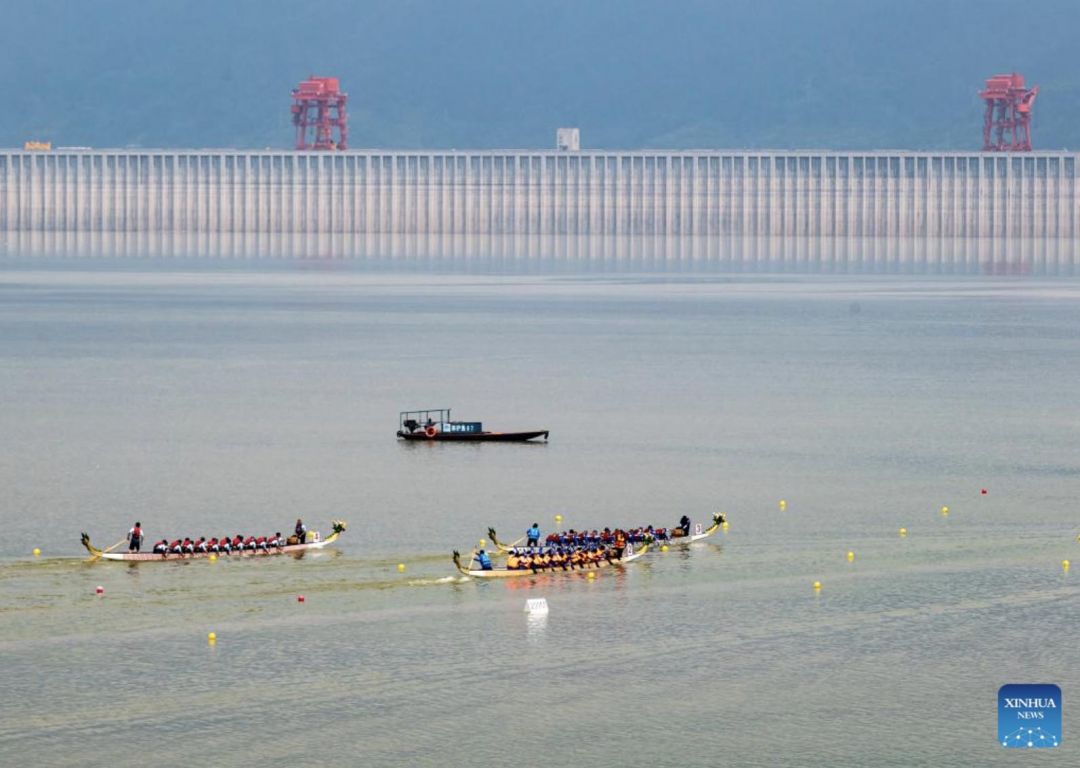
<box><xmin>169</xmin><ymin>539</ymin><xmax>183</xmax><ymax>554</ymax></box>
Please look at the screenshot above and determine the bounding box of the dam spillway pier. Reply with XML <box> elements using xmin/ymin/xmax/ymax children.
<box><xmin>1</xmin><ymin>149</ymin><xmax>1078</xmax><ymax>240</ymax></box>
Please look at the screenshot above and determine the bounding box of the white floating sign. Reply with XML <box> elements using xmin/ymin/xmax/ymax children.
<box><xmin>525</xmin><ymin>598</ymin><xmax>549</xmax><ymax>614</ymax></box>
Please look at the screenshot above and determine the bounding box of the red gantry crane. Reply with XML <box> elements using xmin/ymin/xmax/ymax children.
<box><xmin>291</xmin><ymin>76</ymin><xmax>348</xmax><ymax>150</ymax></box>
<box><xmin>980</xmin><ymin>73</ymin><xmax>1038</xmax><ymax>152</ymax></box>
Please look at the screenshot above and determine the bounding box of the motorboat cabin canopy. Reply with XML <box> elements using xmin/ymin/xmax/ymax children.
<box><xmin>399</xmin><ymin>409</ymin><xmax>482</xmax><ymax>435</ymax></box>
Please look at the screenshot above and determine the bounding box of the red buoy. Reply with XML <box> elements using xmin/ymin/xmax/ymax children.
<box><xmin>297</xmin><ymin>595</ymin><xmax>305</xmax><ymax>603</ymax></box>
<box><xmin>95</xmin><ymin>585</ymin><xmax>104</xmax><ymax>595</ymax></box>
<box><xmin>981</xmin><ymin>489</ymin><xmax>988</xmax><ymax>495</ymax></box>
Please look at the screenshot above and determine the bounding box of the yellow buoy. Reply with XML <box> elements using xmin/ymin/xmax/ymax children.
<box><xmin>1064</xmin><ymin>560</ymin><xmax>1071</xmax><ymax>572</ymax></box>
<box><xmin>397</xmin><ymin>563</ymin><xmax>405</xmax><ymax>573</ymax></box>
<box><xmin>478</xmin><ymin>539</ymin><xmax>486</xmax><ymax>548</ymax></box>
<box><xmin>940</xmin><ymin>506</ymin><xmax>949</xmax><ymax>516</ymax></box>
<box><xmin>660</xmin><ymin>545</ymin><xmax>669</xmax><ymax>552</ymax></box>
<box><xmin>555</xmin><ymin>514</ymin><xmax>563</xmax><ymax>524</ymax></box>
<box><xmin>813</xmin><ymin>581</ymin><xmax>822</xmax><ymax>591</ymax></box>
<box><xmin>208</xmin><ymin>554</ymin><xmax>217</xmax><ymax>562</ymax></box>
<box><xmin>207</xmin><ymin>632</ymin><xmax>216</xmax><ymax>643</ymax></box>
<box><xmin>32</xmin><ymin>548</ymin><xmax>41</xmax><ymax>557</ymax></box>
<box><xmin>587</xmin><ymin>571</ymin><xmax>596</xmax><ymax>579</ymax></box>
<box><xmin>779</xmin><ymin>499</ymin><xmax>787</xmax><ymax>511</ymax></box>
<box><xmin>846</xmin><ymin>551</ymin><xmax>855</xmax><ymax>562</ymax></box>
<box><xmin>721</xmin><ymin>521</ymin><xmax>729</xmax><ymax>531</ymax></box>
<box><xmin>899</xmin><ymin>527</ymin><xmax>907</xmax><ymax>537</ymax></box>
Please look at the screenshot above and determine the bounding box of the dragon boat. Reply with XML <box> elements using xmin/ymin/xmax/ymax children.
<box><xmin>486</xmin><ymin>513</ymin><xmax>725</xmax><ymax>553</ymax></box>
<box><xmin>80</xmin><ymin>521</ymin><xmax>346</xmax><ymax>562</ymax></box>
<box><xmin>397</xmin><ymin>408</ymin><xmax>548</xmax><ymax>443</ymax></box>
<box><xmin>452</xmin><ymin>542</ymin><xmax>650</xmax><ymax>579</ymax></box>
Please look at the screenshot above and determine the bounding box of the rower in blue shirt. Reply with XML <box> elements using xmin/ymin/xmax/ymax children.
<box><xmin>526</xmin><ymin>523</ymin><xmax>541</xmax><ymax>547</ymax></box>
<box><xmin>477</xmin><ymin>549</ymin><xmax>493</xmax><ymax>570</ymax></box>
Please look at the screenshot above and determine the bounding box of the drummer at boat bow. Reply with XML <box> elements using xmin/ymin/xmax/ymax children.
<box><xmin>127</xmin><ymin>522</ymin><xmax>144</xmax><ymax>552</ymax></box>
<box><xmin>526</xmin><ymin>523</ymin><xmax>541</xmax><ymax>547</ymax></box>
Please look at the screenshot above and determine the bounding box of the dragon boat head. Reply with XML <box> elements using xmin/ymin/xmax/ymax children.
<box><xmin>80</xmin><ymin>532</ymin><xmax>102</xmax><ymax>558</ymax></box>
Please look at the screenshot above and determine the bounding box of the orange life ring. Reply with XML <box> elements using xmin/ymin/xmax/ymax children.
<box><xmin>424</xmin><ymin>425</ymin><xmax>437</xmax><ymax>438</ymax></box>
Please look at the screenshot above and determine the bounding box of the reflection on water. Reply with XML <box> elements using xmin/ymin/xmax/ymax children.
<box><xmin>526</xmin><ymin>611</ymin><xmax>548</xmax><ymax>643</ymax></box>
<box><xmin>1</xmin><ymin>230</ymin><xmax>1077</xmax><ymax>275</ymax></box>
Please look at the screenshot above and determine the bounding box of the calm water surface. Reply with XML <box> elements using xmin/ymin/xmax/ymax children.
<box><xmin>1</xmin><ymin>267</ymin><xmax>1078</xmax><ymax>766</ymax></box>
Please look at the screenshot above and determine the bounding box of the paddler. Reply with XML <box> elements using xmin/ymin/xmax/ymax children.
<box><xmin>168</xmin><ymin>538</ymin><xmax>182</xmax><ymax>554</ymax></box>
<box><xmin>526</xmin><ymin>523</ymin><xmax>541</xmax><ymax>547</ymax></box>
<box><xmin>152</xmin><ymin>539</ymin><xmax>168</xmax><ymax>554</ymax></box>
<box><xmin>194</xmin><ymin>537</ymin><xmax>208</xmax><ymax>553</ymax></box>
<box><xmin>477</xmin><ymin>549</ymin><xmax>493</xmax><ymax>571</ymax></box>
<box><xmin>506</xmin><ymin>550</ymin><xmax>521</xmax><ymax>570</ymax></box>
<box><xmin>613</xmin><ymin>529</ymin><xmax>627</xmax><ymax>559</ymax></box>
<box><xmin>127</xmin><ymin>521</ymin><xmax>144</xmax><ymax>552</ymax></box>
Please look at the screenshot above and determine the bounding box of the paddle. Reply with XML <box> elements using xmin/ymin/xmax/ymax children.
<box><xmin>101</xmin><ymin>538</ymin><xmax>127</xmax><ymax>554</ymax></box>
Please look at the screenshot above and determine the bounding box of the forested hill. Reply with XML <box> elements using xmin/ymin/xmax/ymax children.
<box><xmin>4</xmin><ymin>0</ymin><xmax>1079</xmax><ymax>151</ymax></box>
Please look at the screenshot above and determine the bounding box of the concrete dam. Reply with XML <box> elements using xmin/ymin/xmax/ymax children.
<box><xmin>2</xmin><ymin>149</ymin><xmax>1079</xmax><ymax>239</ymax></box>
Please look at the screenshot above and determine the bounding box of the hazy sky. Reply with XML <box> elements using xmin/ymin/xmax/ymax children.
<box><xmin>4</xmin><ymin>0</ymin><xmax>1078</xmax><ymax>150</ymax></box>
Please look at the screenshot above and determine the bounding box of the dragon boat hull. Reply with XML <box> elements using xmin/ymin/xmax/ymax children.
<box><xmin>81</xmin><ymin>522</ymin><xmax>346</xmax><ymax>562</ymax></box>
<box><xmin>487</xmin><ymin>513</ymin><xmax>725</xmax><ymax>553</ymax></box>
<box><xmin>452</xmin><ymin>542</ymin><xmax>649</xmax><ymax>578</ymax></box>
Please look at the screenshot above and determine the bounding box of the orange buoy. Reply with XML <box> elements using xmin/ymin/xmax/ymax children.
<box><xmin>424</xmin><ymin>425</ymin><xmax>437</xmax><ymax>438</ymax></box>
